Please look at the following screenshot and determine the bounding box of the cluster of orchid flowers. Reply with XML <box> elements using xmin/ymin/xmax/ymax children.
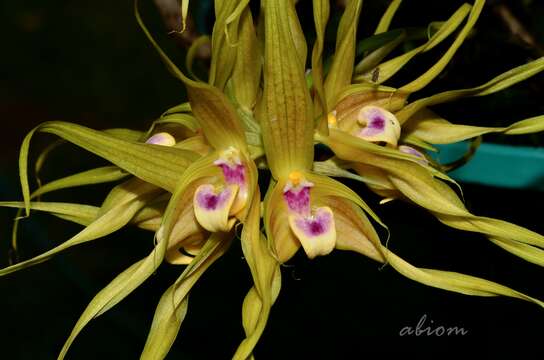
<box><xmin>2</xmin><ymin>0</ymin><xmax>544</xmax><ymax>358</ymax></box>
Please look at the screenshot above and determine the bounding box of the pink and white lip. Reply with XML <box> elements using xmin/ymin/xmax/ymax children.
<box><xmin>196</xmin><ymin>184</ymin><xmax>234</xmax><ymax>211</ymax></box>
<box><xmin>282</xmin><ymin>174</ymin><xmax>336</xmax><ymax>259</ymax></box>
<box><xmin>283</xmin><ymin>182</ymin><xmax>313</xmax><ymax>215</ymax></box>
<box><xmin>293</xmin><ymin>208</ymin><xmax>333</xmax><ymax>238</ymax></box>
<box><xmin>356</xmin><ymin>106</ymin><xmax>401</xmax><ymax>146</ymax></box>
<box><xmin>215</xmin><ymin>162</ymin><xmax>246</xmax><ymax>187</ymax></box>
<box><xmin>192</xmin><ymin>147</ymin><xmax>250</xmax><ymax>232</ymax></box>
<box><xmin>193</xmin><ymin>184</ymin><xmax>238</xmax><ymax>232</ymax></box>
<box><xmin>359</xmin><ymin>109</ymin><xmax>387</xmax><ymax>137</ymax></box>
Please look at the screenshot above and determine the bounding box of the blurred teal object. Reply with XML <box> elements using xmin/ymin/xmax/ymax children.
<box><xmin>432</xmin><ymin>142</ymin><xmax>544</xmax><ymax>191</ymax></box>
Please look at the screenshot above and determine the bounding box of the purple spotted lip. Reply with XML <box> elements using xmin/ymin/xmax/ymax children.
<box><xmin>196</xmin><ymin>187</ymin><xmax>232</xmax><ymax>210</ymax></box>
<box><xmin>218</xmin><ymin>163</ymin><xmax>246</xmax><ymax>186</ymax></box>
<box><xmin>360</xmin><ymin>110</ymin><xmax>386</xmax><ymax>137</ymax></box>
<box><xmin>294</xmin><ymin>208</ymin><xmax>332</xmax><ymax>237</ymax></box>
<box><xmin>283</xmin><ymin>186</ymin><xmax>311</xmax><ymax>215</ymax></box>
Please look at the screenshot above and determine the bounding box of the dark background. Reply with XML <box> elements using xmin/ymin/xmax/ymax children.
<box><xmin>1</xmin><ymin>0</ymin><xmax>543</xmax><ymax>358</ymax></box>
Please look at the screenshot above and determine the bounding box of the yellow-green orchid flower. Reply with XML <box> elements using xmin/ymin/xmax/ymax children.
<box><xmin>258</xmin><ymin>5</ymin><xmax>543</xmax><ymax>354</ymax></box>
<box><xmin>313</xmin><ymin>0</ymin><xmax>544</xmax><ymax>269</ymax></box>
<box><xmin>258</xmin><ymin>0</ymin><xmax>368</xmax><ymax>264</ymax></box>
<box><xmin>1</xmin><ymin>2</ymin><xmax>261</xmax><ymax>358</ymax></box>
<box><xmin>136</xmin><ymin>0</ymin><xmax>261</xmax><ymax>254</ymax></box>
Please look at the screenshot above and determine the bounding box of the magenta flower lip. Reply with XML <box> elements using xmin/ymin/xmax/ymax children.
<box><xmin>362</xmin><ymin>112</ymin><xmax>386</xmax><ymax>136</ymax></box>
<box><xmin>196</xmin><ymin>187</ymin><xmax>231</xmax><ymax>210</ymax></box>
<box><xmin>294</xmin><ymin>208</ymin><xmax>333</xmax><ymax>237</ymax></box>
<box><xmin>218</xmin><ymin>163</ymin><xmax>246</xmax><ymax>186</ymax></box>
<box><xmin>283</xmin><ymin>186</ymin><xmax>311</xmax><ymax>215</ymax></box>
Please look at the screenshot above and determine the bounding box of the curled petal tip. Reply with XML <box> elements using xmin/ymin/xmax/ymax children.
<box><xmin>357</xmin><ymin>106</ymin><xmax>401</xmax><ymax>145</ymax></box>
<box><xmin>145</xmin><ymin>132</ymin><xmax>176</xmax><ymax>146</ymax></box>
<box><xmin>288</xmin><ymin>207</ymin><xmax>336</xmax><ymax>259</ymax></box>
<box><xmin>193</xmin><ymin>184</ymin><xmax>239</xmax><ymax>232</ymax></box>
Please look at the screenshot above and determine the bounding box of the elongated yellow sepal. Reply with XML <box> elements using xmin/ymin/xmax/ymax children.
<box><xmin>231</xmin><ymin>7</ymin><xmax>261</xmax><ymax>111</ymax></box>
<box><xmin>258</xmin><ymin>0</ymin><xmax>314</xmax><ymax>178</ymax></box>
<box><xmin>400</xmin><ymin>0</ymin><xmax>484</xmax><ymax>93</ymax></box>
<box><xmin>374</xmin><ymin>0</ymin><xmax>403</xmax><ymax>34</ymax></box>
<box><xmin>404</xmin><ymin>108</ymin><xmax>544</xmax><ymax>144</ymax></box>
<box><xmin>325</xmin><ymin>196</ymin><xmax>385</xmax><ymax>263</ymax></box>
<box><xmin>324</xmin><ymin>0</ymin><xmax>362</xmax><ymax>105</ymax></box>
<box><xmin>209</xmin><ymin>0</ymin><xmax>250</xmax><ymax>89</ymax></box>
<box><xmin>142</xmin><ymin>232</ymin><xmax>233</xmax><ymax>359</ymax></box>
<box><xmin>397</xmin><ymin>56</ymin><xmax>544</xmax><ymax>124</ymax></box>
<box><xmin>233</xmin><ymin>189</ymin><xmax>281</xmax><ymax>360</ymax></box>
<box><xmin>354</xmin><ymin>3</ymin><xmax>471</xmax><ymax>84</ymax></box>
<box><xmin>312</xmin><ymin>0</ymin><xmax>331</xmax><ymax>134</ymax></box>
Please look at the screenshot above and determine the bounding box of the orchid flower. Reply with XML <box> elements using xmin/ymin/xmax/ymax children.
<box><xmin>1</xmin><ymin>2</ymin><xmax>260</xmax><ymax>358</ymax></box>
<box><xmin>1</xmin><ymin>0</ymin><xmax>544</xmax><ymax>359</ymax></box>
<box><xmin>311</xmin><ymin>0</ymin><xmax>544</xmax><ymax>270</ymax></box>
<box><xmin>259</xmin><ymin>0</ymin><xmax>380</xmax><ymax>265</ymax></box>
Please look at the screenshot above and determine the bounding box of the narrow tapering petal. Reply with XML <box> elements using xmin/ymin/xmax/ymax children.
<box><xmin>258</xmin><ymin>0</ymin><xmax>314</xmax><ymax>178</ymax></box>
